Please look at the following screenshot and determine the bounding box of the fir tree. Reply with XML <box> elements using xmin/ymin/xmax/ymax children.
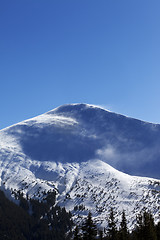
<box><xmin>98</xmin><ymin>229</ymin><xmax>103</xmax><ymax>240</ymax></box>
<box><xmin>82</xmin><ymin>212</ymin><xmax>97</xmax><ymax>240</ymax></box>
<box><xmin>135</xmin><ymin>212</ymin><xmax>143</xmax><ymax>240</ymax></box>
<box><xmin>135</xmin><ymin>211</ymin><xmax>157</xmax><ymax>240</ymax></box>
<box><xmin>118</xmin><ymin>210</ymin><xmax>129</xmax><ymax>240</ymax></box>
<box><xmin>156</xmin><ymin>221</ymin><xmax>160</xmax><ymax>240</ymax></box>
<box><xmin>73</xmin><ymin>226</ymin><xmax>82</xmax><ymax>240</ymax></box>
<box><xmin>107</xmin><ymin>208</ymin><xmax>118</xmax><ymax>240</ymax></box>
<box><xmin>142</xmin><ymin>211</ymin><xmax>157</xmax><ymax>240</ymax></box>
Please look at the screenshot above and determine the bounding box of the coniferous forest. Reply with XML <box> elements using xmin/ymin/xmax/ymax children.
<box><xmin>0</xmin><ymin>190</ymin><xmax>72</xmax><ymax>240</ymax></box>
<box><xmin>0</xmin><ymin>189</ymin><xmax>160</xmax><ymax>240</ymax></box>
<box><xmin>73</xmin><ymin>209</ymin><xmax>160</xmax><ymax>240</ymax></box>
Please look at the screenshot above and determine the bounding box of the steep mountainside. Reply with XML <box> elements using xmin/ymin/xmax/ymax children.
<box><xmin>0</xmin><ymin>103</ymin><xmax>160</xmax><ymax>228</ymax></box>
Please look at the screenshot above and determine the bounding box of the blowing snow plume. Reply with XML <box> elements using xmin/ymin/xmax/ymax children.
<box><xmin>0</xmin><ymin>103</ymin><xmax>160</xmax><ymax>179</ymax></box>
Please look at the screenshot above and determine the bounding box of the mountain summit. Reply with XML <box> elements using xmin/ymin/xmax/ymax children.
<box><xmin>0</xmin><ymin>103</ymin><xmax>160</xmax><ymax>229</ymax></box>
<box><xmin>1</xmin><ymin>103</ymin><xmax>160</xmax><ymax>178</ymax></box>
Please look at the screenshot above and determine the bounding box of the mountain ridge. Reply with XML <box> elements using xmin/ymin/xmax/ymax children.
<box><xmin>2</xmin><ymin>103</ymin><xmax>159</xmax><ymax>178</ymax></box>
<box><xmin>0</xmin><ymin>103</ymin><xmax>160</xmax><ymax>229</ymax></box>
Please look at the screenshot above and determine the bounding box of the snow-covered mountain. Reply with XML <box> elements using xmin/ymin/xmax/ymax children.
<box><xmin>0</xmin><ymin>103</ymin><xmax>160</xmax><ymax>228</ymax></box>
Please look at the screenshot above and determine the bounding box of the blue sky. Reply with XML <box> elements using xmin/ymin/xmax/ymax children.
<box><xmin>0</xmin><ymin>0</ymin><xmax>160</xmax><ymax>129</ymax></box>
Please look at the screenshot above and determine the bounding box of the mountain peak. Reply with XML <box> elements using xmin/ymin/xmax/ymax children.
<box><xmin>0</xmin><ymin>103</ymin><xmax>160</xmax><ymax>229</ymax></box>
<box><xmin>0</xmin><ymin>103</ymin><xmax>160</xmax><ymax>179</ymax></box>
<box><xmin>47</xmin><ymin>103</ymin><xmax>109</xmax><ymax>115</ymax></box>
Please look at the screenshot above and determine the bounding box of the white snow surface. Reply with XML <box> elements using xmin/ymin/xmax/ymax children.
<box><xmin>0</xmin><ymin>103</ymin><xmax>160</xmax><ymax>229</ymax></box>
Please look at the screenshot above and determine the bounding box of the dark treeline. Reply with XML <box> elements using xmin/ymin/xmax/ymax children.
<box><xmin>0</xmin><ymin>189</ymin><xmax>160</xmax><ymax>240</ymax></box>
<box><xmin>0</xmin><ymin>189</ymin><xmax>72</xmax><ymax>240</ymax></box>
<box><xmin>73</xmin><ymin>208</ymin><xmax>160</xmax><ymax>240</ymax></box>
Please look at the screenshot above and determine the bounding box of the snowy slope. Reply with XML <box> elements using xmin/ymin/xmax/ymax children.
<box><xmin>58</xmin><ymin>159</ymin><xmax>160</xmax><ymax>229</ymax></box>
<box><xmin>0</xmin><ymin>103</ymin><xmax>160</xmax><ymax>228</ymax></box>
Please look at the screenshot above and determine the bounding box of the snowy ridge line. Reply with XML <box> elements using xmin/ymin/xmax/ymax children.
<box><xmin>0</xmin><ymin>103</ymin><xmax>159</xmax><ymax>133</ymax></box>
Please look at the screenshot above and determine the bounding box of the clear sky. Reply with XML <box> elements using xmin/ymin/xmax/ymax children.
<box><xmin>0</xmin><ymin>0</ymin><xmax>160</xmax><ymax>129</ymax></box>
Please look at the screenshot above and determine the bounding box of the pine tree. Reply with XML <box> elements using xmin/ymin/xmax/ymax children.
<box><xmin>118</xmin><ymin>210</ymin><xmax>129</xmax><ymax>240</ymax></box>
<box><xmin>136</xmin><ymin>212</ymin><xmax>143</xmax><ymax>240</ymax></box>
<box><xmin>73</xmin><ymin>226</ymin><xmax>82</xmax><ymax>240</ymax></box>
<box><xmin>135</xmin><ymin>211</ymin><xmax>157</xmax><ymax>240</ymax></box>
<box><xmin>98</xmin><ymin>229</ymin><xmax>103</xmax><ymax>240</ymax></box>
<box><xmin>143</xmin><ymin>211</ymin><xmax>157</xmax><ymax>240</ymax></box>
<box><xmin>82</xmin><ymin>212</ymin><xmax>97</xmax><ymax>240</ymax></box>
<box><xmin>156</xmin><ymin>221</ymin><xmax>160</xmax><ymax>240</ymax></box>
<box><xmin>107</xmin><ymin>208</ymin><xmax>118</xmax><ymax>240</ymax></box>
